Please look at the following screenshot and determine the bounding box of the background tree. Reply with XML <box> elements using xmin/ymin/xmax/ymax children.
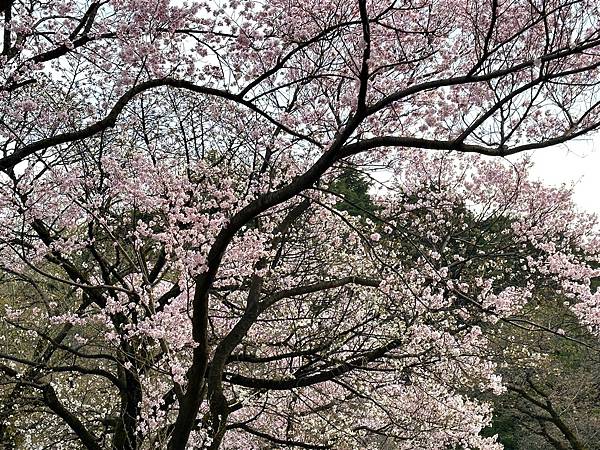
<box><xmin>329</xmin><ymin>167</ymin><xmax>378</xmax><ymax>219</ymax></box>
<box><xmin>485</xmin><ymin>295</ymin><xmax>600</xmax><ymax>450</ymax></box>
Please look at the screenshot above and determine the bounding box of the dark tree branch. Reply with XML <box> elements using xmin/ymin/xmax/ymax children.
<box><xmin>229</xmin><ymin>423</ymin><xmax>332</xmax><ymax>449</ymax></box>
<box><xmin>42</xmin><ymin>384</ymin><xmax>102</xmax><ymax>450</ymax></box>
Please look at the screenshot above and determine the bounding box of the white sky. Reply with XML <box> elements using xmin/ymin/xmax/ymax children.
<box><xmin>525</xmin><ymin>136</ymin><xmax>600</xmax><ymax>214</ymax></box>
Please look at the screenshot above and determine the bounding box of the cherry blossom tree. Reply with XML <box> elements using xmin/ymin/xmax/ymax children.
<box><xmin>486</xmin><ymin>292</ymin><xmax>600</xmax><ymax>450</ymax></box>
<box><xmin>1</xmin><ymin>0</ymin><xmax>600</xmax><ymax>449</ymax></box>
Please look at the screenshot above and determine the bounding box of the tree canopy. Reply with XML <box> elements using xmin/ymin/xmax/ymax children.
<box><xmin>1</xmin><ymin>1</ymin><xmax>600</xmax><ymax>449</ymax></box>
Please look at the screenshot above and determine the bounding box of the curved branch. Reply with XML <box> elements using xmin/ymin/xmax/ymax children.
<box><xmin>228</xmin><ymin>423</ymin><xmax>332</xmax><ymax>449</ymax></box>
<box><xmin>42</xmin><ymin>383</ymin><xmax>102</xmax><ymax>450</ymax></box>
<box><xmin>223</xmin><ymin>338</ymin><xmax>403</xmax><ymax>390</ymax></box>
<box><xmin>261</xmin><ymin>276</ymin><xmax>380</xmax><ymax>309</ymax></box>
<box><xmin>0</xmin><ymin>78</ymin><xmax>320</xmax><ymax>171</ymax></box>
<box><xmin>367</xmin><ymin>36</ymin><xmax>600</xmax><ymax>115</ymax></box>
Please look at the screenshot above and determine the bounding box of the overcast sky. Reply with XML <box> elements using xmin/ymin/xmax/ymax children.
<box><xmin>525</xmin><ymin>136</ymin><xmax>600</xmax><ymax>215</ymax></box>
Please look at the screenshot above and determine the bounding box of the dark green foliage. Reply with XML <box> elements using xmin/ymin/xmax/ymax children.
<box><xmin>482</xmin><ymin>410</ymin><xmax>519</xmax><ymax>450</ymax></box>
<box><xmin>329</xmin><ymin>167</ymin><xmax>377</xmax><ymax>219</ymax></box>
